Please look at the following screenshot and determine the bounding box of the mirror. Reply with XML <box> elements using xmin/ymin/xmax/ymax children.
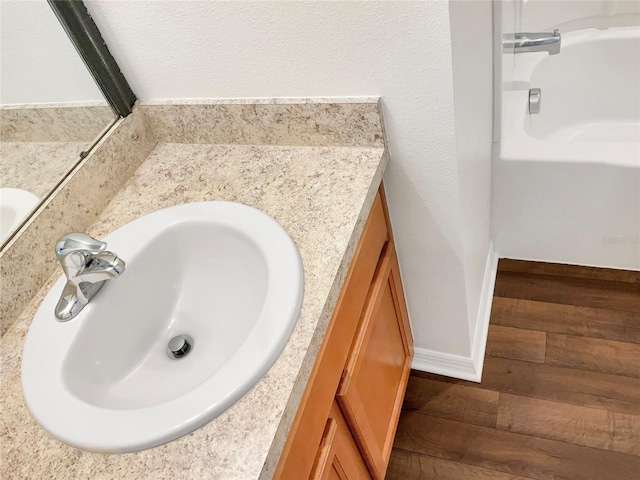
<box><xmin>0</xmin><ymin>0</ymin><xmax>117</xmax><ymax>246</ymax></box>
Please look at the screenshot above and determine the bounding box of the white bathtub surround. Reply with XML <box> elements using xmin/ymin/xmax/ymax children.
<box><xmin>502</xmin><ymin>27</ymin><xmax>640</xmax><ymax>165</ymax></box>
<box><xmin>515</xmin><ymin>0</ymin><xmax>640</xmax><ymax>33</ymax></box>
<box><xmin>494</xmin><ymin>26</ymin><xmax>640</xmax><ymax>270</ymax></box>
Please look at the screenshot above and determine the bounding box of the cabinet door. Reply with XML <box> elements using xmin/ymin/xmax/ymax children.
<box><xmin>310</xmin><ymin>401</ymin><xmax>372</xmax><ymax>480</ymax></box>
<box><xmin>336</xmin><ymin>242</ymin><xmax>413</xmax><ymax>480</ymax></box>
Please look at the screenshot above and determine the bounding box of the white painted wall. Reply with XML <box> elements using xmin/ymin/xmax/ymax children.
<box><xmin>85</xmin><ymin>0</ymin><xmax>495</xmax><ymax>375</ymax></box>
<box><xmin>0</xmin><ymin>0</ymin><xmax>104</xmax><ymax>105</ymax></box>
<box><xmin>449</xmin><ymin>0</ymin><xmax>494</xmax><ymax>351</ymax></box>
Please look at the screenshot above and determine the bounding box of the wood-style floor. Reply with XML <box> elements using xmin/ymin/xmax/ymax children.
<box><xmin>387</xmin><ymin>259</ymin><xmax>640</xmax><ymax>480</ymax></box>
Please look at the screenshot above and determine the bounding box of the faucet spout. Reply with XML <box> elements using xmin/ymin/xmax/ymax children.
<box><xmin>76</xmin><ymin>251</ymin><xmax>125</xmax><ymax>284</ymax></box>
<box><xmin>54</xmin><ymin>233</ymin><xmax>125</xmax><ymax>321</ymax></box>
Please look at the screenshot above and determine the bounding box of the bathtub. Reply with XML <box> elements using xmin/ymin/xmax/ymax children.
<box><xmin>493</xmin><ymin>26</ymin><xmax>640</xmax><ymax>270</ymax></box>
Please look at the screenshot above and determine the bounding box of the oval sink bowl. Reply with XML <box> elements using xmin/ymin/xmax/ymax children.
<box><xmin>22</xmin><ymin>202</ymin><xmax>304</xmax><ymax>452</ymax></box>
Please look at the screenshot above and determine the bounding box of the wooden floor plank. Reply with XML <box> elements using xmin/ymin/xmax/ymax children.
<box><xmin>387</xmin><ymin>449</ymin><xmax>534</xmax><ymax>480</ymax></box>
<box><xmin>490</xmin><ymin>297</ymin><xmax>640</xmax><ymax>344</ymax></box>
<box><xmin>393</xmin><ymin>412</ymin><xmax>640</xmax><ymax>480</ymax></box>
<box><xmin>411</xmin><ymin>357</ymin><xmax>640</xmax><ymax>416</ymax></box>
<box><xmin>494</xmin><ymin>271</ymin><xmax>640</xmax><ymax>312</ymax></box>
<box><xmin>485</xmin><ymin>325</ymin><xmax>546</xmax><ymax>363</ymax></box>
<box><xmin>402</xmin><ymin>376</ymin><xmax>498</xmax><ymax>428</ymax></box>
<box><xmin>497</xmin><ymin>393</ymin><xmax>640</xmax><ymax>456</ymax></box>
<box><xmin>546</xmin><ymin>334</ymin><xmax>640</xmax><ymax>378</ymax></box>
<box><xmin>498</xmin><ymin>259</ymin><xmax>640</xmax><ymax>284</ymax></box>
<box><xmin>390</xmin><ymin>261</ymin><xmax>640</xmax><ymax>479</ymax></box>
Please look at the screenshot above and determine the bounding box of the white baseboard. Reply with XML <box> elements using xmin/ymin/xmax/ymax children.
<box><xmin>412</xmin><ymin>348</ymin><xmax>480</xmax><ymax>382</ymax></box>
<box><xmin>411</xmin><ymin>242</ymin><xmax>499</xmax><ymax>383</ymax></box>
<box><xmin>470</xmin><ymin>241</ymin><xmax>499</xmax><ymax>381</ymax></box>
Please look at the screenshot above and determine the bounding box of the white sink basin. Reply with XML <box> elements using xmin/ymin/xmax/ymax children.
<box><xmin>22</xmin><ymin>202</ymin><xmax>303</xmax><ymax>452</ymax></box>
<box><xmin>0</xmin><ymin>188</ymin><xmax>40</xmax><ymax>243</ymax></box>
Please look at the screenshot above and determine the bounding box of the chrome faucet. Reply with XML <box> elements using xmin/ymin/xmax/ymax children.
<box><xmin>503</xmin><ymin>29</ymin><xmax>561</xmax><ymax>55</ymax></box>
<box><xmin>54</xmin><ymin>232</ymin><xmax>125</xmax><ymax>321</ymax></box>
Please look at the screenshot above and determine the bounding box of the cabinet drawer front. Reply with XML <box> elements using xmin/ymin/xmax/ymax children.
<box><xmin>275</xmin><ymin>192</ymin><xmax>388</xmax><ymax>480</ymax></box>
<box><xmin>310</xmin><ymin>402</ymin><xmax>372</xmax><ymax>480</ymax></box>
<box><xmin>337</xmin><ymin>242</ymin><xmax>413</xmax><ymax>480</ymax></box>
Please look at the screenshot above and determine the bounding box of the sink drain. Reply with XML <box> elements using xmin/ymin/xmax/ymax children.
<box><xmin>167</xmin><ymin>334</ymin><xmax>193</xmax><ymax>359</ymax></box>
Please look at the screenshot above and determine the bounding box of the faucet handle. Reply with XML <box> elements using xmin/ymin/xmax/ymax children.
<box><xmin>55</xmin><ymin>232</ymin><xmax>107</xmax><ymax>261</ymax></box>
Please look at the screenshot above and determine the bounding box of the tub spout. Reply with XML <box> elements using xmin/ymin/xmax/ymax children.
<box><xmin>503</xmin><ymin>29</ymin><xmax>561</xmax><ymax>55</ymax></box>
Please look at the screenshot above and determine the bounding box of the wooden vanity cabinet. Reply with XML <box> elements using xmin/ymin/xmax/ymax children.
<box><xmin>336</xmin><ymin>241</ymin><xmax>412</xmax><ymax>478</ymax></box>
<box><xmin>310</xmin><ymin>402</ymin><xmax>372</xmax><ymax>480</ymax></box>
<box><xmin>275</xmin><ymin>185</ymin><xmax>413</xmax><ymax>480</ymax></box>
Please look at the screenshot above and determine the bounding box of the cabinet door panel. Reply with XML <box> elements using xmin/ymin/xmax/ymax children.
<box><xmin>311</xmin><ymin>402</ymin><xmax>372</xmax><ymax>480</ymax></box>
<box><xmin>337</xmin><ymin>242</ymin><xmax>413</xmax><ymax>480</ymax></box>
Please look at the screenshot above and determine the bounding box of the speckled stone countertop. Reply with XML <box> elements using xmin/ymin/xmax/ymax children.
<box><xmin>0</xmin><ymin>142</ymin><xmax>387</xmax><ymax>479</ymax></box>
<box><xmin>0</xmin><ymin>142</ymin><xmax>88</xmax><ymax>198</ymax></box>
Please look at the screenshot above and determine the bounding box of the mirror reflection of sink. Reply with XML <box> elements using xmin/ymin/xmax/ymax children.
<box><xmin>21</xmin><ymin>201</ymin><xmax>304</xmax><ymax>453</ymax></box>
<box><xmin>0</xmin><ymin>188</ymin><xmax>40</xmax><ymax>242</ymax></box>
